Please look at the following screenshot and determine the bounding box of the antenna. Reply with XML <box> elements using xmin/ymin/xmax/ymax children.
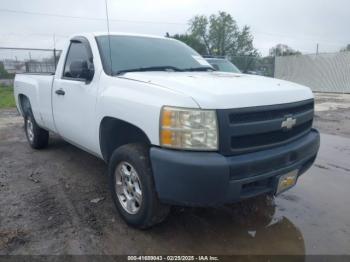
<box><xmin>53</xmin><ymin>34</ymin><xmax>56</xmax><ymax>49</ymax></box>
<box><xmin>53</xmin><ymin>34</ymin><xmax>57</xmax><ymax>70</ymax></box>
<box><xmin>104</xmin><ymin>0</ymin><xmax>113</xmax><ymax>74</ymax></box>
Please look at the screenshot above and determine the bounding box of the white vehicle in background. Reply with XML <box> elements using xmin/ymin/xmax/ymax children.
<box><xmin>14</xmin><ymin>32</ymin><xmax>320</xmax><ymax>228</ymax></box>
<box><xmin>204</xmin><ymin>56</ymin><xmax>241</xmax><ymax>73</ymax></box>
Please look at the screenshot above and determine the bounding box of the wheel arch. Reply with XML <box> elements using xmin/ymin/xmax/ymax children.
<box><xmin>18</xmin><ymin>94</ymin><xmax>31</xmax><ymax>116</ymax></box>
<box><xmin>99</xmin><ymin>117</ymin><xmax>152</xmax><ymax>163</ymax></box>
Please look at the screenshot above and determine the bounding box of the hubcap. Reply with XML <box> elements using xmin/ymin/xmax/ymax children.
<box><xmin>115</xmin><ymin>161</ymin><xmax>142</xmax><ymax>214</ymax></box>
<box><xmin>26</xmin><ymin>118</ymin><xmax>34</xmax><ymax>142</ymax></box>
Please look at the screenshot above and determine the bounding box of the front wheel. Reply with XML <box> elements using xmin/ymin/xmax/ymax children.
<box><xmin>108</xmin><ymin>144</ymin><xmax>170</xmax><ymax>229</ymax></box>
<box><xmin>24</xmin><ymin>111</ymin><xmax>49</xmax><ymax>149</ymax></box>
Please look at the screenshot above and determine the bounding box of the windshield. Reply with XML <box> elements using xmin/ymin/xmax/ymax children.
<box><xmin>96</xmin><ymin>35</ymin><xmax>214</xmax><ymax>75</ymax></box>
<box><xmin>206</xmin><ymin>59</ymin><xmax>241</xmax><ymax>73</ymax></box>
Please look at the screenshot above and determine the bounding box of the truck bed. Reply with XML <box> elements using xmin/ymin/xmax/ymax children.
<box><xmin>14</xmin><ymin>74</ymin><xmax>56</xmax><ymax>132</ymax></box>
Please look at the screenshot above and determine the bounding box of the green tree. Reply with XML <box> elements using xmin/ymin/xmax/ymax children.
<box><xmin>166</xmin><ymin>33</ymin><xmax>207</xmax><ymax>55</ymax></box>
<box><xmin>269</xmin><ymin>44</ymin><xmax>301</xmax><ymax>57</ymax></box>
<box><xmin>0</xmin><ymin>62</ymin><xmax>11</xmax><ymax>79</ymax></box>
<box><xmin>188</xmin><ymin>12</ymin><xmax>258</xmax><ymax>57</ymax></box>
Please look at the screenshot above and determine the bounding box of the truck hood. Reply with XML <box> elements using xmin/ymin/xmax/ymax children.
<box><xmin>120</xmin><ymin>71</ymin><xmax>314</xmax><ymax>109</ymax></box>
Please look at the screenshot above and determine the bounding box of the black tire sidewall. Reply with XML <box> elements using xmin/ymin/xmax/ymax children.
<box><xmin>24</xmin><ymin>110</ymin><xmax>49</xmax><ymax>149</ymax></box>
<box><xmin>108</xmin><ymin>145</ymin><xmax>159</xmax><ymax>228</ymax></box>
<box><xmin>24</xmin><ymin>113</ymin><xmax>36</xmax><ymax>147</ymax></box>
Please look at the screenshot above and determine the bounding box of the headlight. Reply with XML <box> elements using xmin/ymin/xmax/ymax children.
<box><xmin>160</xmin><ymin>106</ymin><xmax>218</xmax><ymax>151</ymax></box>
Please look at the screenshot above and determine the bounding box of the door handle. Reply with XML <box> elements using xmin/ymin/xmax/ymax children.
<box><xmin>55</xmin><ymin>89</ymin><xmax>65</xmax><ymax>96</ymax></box>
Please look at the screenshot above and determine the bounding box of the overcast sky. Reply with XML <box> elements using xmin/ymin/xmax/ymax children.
<box><xmin>0</xmin><ymin>0</ymin><xmax>349</xmax><ymax>56</ymax></box>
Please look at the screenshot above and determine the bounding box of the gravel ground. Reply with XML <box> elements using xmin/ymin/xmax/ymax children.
<box><xmin>0</xmin><ymin>93</ymin><xmax>350</xmax><ymax>256</ymax></box>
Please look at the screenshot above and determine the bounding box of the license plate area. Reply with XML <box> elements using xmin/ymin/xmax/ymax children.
<box><xmin>276</xmin><ymin>170</ymin><xmax>299</xmax><ymax>195</ymax></box>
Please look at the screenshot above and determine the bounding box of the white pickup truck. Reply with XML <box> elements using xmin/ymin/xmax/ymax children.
<box><xmin>14</xmin><ymin>32</ymin><xmax>320</xmax><ymax>228</ymax></box>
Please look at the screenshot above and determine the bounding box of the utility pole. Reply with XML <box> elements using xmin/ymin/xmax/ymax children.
<box><xmin>316</xmin><ymin>43</ymin><xmax>319</xmax><ymax>55</ymax></box>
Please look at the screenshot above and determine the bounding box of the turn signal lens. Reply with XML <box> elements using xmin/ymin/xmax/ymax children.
<box><xmin>160</xmin><ymin>106</ymin><xmax>218</xmax><ymax>151</ymax></box>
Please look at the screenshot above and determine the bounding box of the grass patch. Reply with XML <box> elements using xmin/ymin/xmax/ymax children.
<box><xmin>0</xmin><ymin>86</ymin><xmax>15</xmax><ymax>108</ymax></box>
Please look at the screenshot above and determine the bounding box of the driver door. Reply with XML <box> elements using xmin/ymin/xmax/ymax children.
<box><xmin>52</xmin><ymin>37</ymin><xmax>98</xmax><ymax>152</ymax></box>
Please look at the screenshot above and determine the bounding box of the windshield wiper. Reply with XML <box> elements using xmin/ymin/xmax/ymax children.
<box><xmin>182</xmin><ymin>66</ymin><xmax>215</xmax><ymax>72</ymax></box>
<box><xmin>114</xmin><ymin>66</ymin><xmax>183</xmax><ymax>75</ymax></box>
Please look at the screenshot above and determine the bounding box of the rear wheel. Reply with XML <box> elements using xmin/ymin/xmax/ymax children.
<box><xmin>108</xmin><ymin>144</ymin><xmax>170</xmax><ymax>229</ymax></box>
<box><xmin>24</xmin><ymin>110</ymin><xmax>49</xmax><ymax>149</ymax></box>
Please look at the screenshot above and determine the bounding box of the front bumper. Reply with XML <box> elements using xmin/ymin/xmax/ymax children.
<box><xmin>150</xmin><ymin>129</ymin><xmax>320</xmax><ymax>206</ymax></box>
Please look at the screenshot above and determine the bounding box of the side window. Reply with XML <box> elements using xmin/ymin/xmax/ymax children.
<box><xmin>63</xmin><ymin>42</ymin><xmax>90</xmax><ymax>79</ymax></box>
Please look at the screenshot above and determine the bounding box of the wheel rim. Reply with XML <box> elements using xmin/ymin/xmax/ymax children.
<box><xmin>115</xmin><ymin>161</ymin><xmax>143</xmax><ymax>214</ymax></box>
<box><xmin>26</xmin><ymin>117</ymin><xmax>34</xmax><ymax>143</ymax></box>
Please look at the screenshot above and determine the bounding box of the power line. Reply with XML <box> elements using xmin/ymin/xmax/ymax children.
<box><xmin>0</xmin><ymin>7</ymin><xmax>347</xmax><ymax>48</ymax></box>
<box><xmin>0</xmin><ymin>47</ymin><xmax>60</xmax><ymax>51</ymax></box>
<box><xmin>253</xmin><ymin>30</ymin><xmax>347</xmax><ymax>47</ymax></box>
<box><xmin>0</xmin><ymin>8</ymin><xmax>187</xmax><ymax>25</ymax></box>
<box><xmin>0</xmin><ymin>8</ymin><xmax>106</xmax><ymax>21</ymax></box>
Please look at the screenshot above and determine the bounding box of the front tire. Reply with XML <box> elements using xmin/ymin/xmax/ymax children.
<box><xmin>24</xmin><ymin>110</ymin><xmax>49</xmax><ymax>149</ymax></box>
<box><xmin>108</xmin><ymin>144</ymin><xmax>170</xmax><ymax>229</ymax></box>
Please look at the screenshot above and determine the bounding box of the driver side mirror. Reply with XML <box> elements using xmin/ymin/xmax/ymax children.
<box><xmin>70</xmin><ymin>60</ymin><xmax>94</xmax><ymax>83</ymax></box>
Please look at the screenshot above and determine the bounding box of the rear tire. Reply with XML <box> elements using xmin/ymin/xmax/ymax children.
<box><xmin>108</xmin><ymin>144</ymin><xmax>170</xmax><ymax>229</ymax></box>
<box><xmin>24</xmin><ymin>110</ymin><xmax>49</xmax><ymax>149</ymax></box>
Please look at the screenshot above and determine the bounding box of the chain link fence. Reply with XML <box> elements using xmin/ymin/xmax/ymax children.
<box><xmin>275</xmin><ymin>52</ymin><xmax>350</xmax><ymax>94</ymax></box>
<box><xmin>231</xmin><ymin>56</ymin><xmax>275</xmax><ymax>77</ymax></box>
<box><xmin>1</xmin><ymin>47</ymin><xmax>349</xmax><ymax>94</ymax></box>
<box><xmin>0</xmin><ymin>47</ymin><xmax>276</xmax><ymax>78</ymax></box>
<box><xmin>0</xmin><ymin>47</ymin><xmax>61</xmax><ymax>86</ymax></box>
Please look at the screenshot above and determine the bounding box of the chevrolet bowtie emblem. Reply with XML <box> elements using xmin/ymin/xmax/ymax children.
<box><xmin>281</xmin><ymin>116</ymin><xmax>297</xmax><ymax>130</ymax></box>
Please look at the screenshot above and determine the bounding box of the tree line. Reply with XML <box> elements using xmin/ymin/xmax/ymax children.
<box><xmin>165</xmin><ymin>11</ymin><xmax>301</xmax><ymax>75</ymax></box>
<box><xmin>167</xmin><ymin>11</ymin><xmax>350</xmax><ymax>58</ymax></box>
<box><xmin>166</xmin><ymin>11</ymin><xmax>302</xmax><ymax>59</ymax></box>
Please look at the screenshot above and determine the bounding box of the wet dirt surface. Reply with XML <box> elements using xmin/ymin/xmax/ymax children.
<box><xmin>313</xmin><ymin>93</ymin><xmax>350</xmax><ymax>138</ymax></box>
<box><xmin>0</xmin><ymin>102</ymin><xmax>350</xmax><ymax>255</ymax></box>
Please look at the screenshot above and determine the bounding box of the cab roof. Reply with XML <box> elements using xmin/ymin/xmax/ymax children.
<box><xmin>88</xmin><ymin>32</ymin><xmax>169</xmax><ymax>40</ymax></box>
